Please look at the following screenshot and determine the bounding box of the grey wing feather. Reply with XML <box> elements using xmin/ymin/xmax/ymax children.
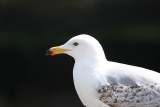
<box><xmin>97</xmin><ymin>76</ymin><xmax>160</xmax><ymax>107</ymax></box>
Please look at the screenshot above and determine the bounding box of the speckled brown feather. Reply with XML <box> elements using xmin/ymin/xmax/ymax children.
<box><xmin>97</xmin><ymin>82</ymin><xmax>160</xmax><ymax>107</ymax></box>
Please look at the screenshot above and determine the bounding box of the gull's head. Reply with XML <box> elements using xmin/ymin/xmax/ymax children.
<box><xmin>46</xmin><ymin>34</ymin><xmax>106</xmax><ymax>61</ymax></box>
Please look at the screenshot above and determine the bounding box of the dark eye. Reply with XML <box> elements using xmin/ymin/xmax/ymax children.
<box><xmin>73</xmin><ymin>42</ymin><xmax>79</xmax><ymax>46</ymax></box>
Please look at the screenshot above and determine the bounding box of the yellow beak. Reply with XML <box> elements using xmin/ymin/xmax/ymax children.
<box><xmin>46</xmin><ymin>46</ymin><xmax>69</xmax><ymax>56</ymax></box>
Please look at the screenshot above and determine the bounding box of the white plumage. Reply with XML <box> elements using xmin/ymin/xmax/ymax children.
<box><xmin>48</xmin><ymin>34</ymin><xmax>160</xmax><ymax>107</ymax></box>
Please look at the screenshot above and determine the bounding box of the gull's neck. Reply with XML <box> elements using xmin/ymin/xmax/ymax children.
<box><xmin>74</xmin><ymin>48</ymin><xmax>107</xmax><ymax>67</ymax></box>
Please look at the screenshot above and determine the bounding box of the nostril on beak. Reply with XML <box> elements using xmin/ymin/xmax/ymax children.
<box><xmin>46</xmin><ymin>49</ymin><xmax>51</xmax><ymax>55</ymax></box>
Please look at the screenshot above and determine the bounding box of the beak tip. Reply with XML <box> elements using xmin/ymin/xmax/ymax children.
<box><xmin>46</xmin><ymin>49</ymin><xmax>51</xmax><ymax>56</ymax></box>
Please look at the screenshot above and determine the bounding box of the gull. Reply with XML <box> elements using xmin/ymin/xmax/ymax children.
<box><xmin>46</xmin><ymin>34</ymin><xmax>160</xmax><ymax>107</ymax></box>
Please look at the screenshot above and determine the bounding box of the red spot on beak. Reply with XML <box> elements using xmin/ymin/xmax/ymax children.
<box><xmin>50</xmin><ymin>52</ymin><xmax>55</xmax><ymax>56</ymax></box>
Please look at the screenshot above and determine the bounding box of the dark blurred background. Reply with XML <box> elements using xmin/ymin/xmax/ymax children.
<box><xmin>0</xmin><ymin>0</ymin><xmax>160</xmax><ymax>107</ymax></box>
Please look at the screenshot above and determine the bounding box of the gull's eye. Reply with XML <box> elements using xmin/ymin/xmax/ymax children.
<box><xmin>73</xmin><ymin>42</ymin><xmax>79</xmax><ymax>46</ymax></box>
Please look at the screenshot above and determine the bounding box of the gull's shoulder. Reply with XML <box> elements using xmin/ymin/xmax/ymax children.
<box><xmin>107</xmin><ymin>61</ymin><xmax>160</xmax><ymax>76</ymax></box>
<box><xmin>102</xmin><ymin>61</ymin><xmax>160</xmax><ymax>85</ymax></box>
